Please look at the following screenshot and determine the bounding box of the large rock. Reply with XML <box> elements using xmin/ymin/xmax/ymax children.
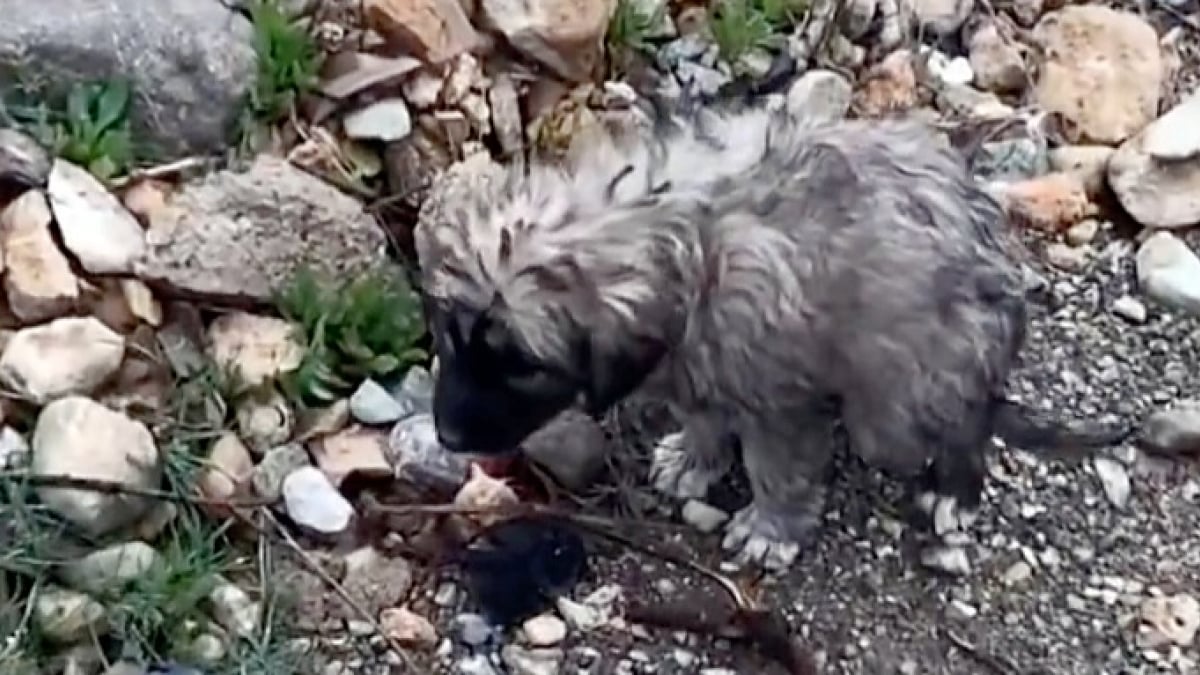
<box><xmin>1032</xmin><ymin>6</ymin><xmax>1162</xmax><ymax>145</ymax></box>
<box><xmin>134</xmin><ymin>155</ymin><xmax>389</xmax><ymax>303</ymax></box>
<box><xmin>1108</xmin><ymin>91</ymin><xmax>1200</xmax><ymax>229</ymax></box>
<box><xmin>31</xmin><ymin>396</ymin><xmax>161</xmax><ymax>536</ymax></box>
<box><xmin>364</xmin><ymin>0</ymin><xmax>482</xmax><ymax>64</ymax></box>
<box><xmin>0</xmin><ymin>190</ymin><xmax>80</xmax><ymax>323</ymax></box>
<box><xmin>479</xmin><ymin>0</ymin><xmax>617</xmax><ymax>82</ymax></box>
<box><xmin>206</xmin><ymin>311</ymin><xmax>304</xmax><ymax>393</ymax></box>
<box><xmin>47</xmin><ymin>160</ymin><xmax>147</xmax><ymax>275</ymax></box>
<box><xmin>1136</xmin><ymin>231</ymin><xmax>1200</xmax><ymax>316</ymax></box>
<box><xmin>0</xmin><ymin>317</ymin><xmax>126</xmax><ymax>404</ymax></box>
<box><xmin>0</xmin><ymin>0</ymin><xmax>256</xmax><ymax>158</ymax></box>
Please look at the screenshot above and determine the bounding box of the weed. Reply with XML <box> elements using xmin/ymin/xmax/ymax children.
<box><xmin>237</xmin><ymin>0</ymin><xmax>321</xmax><ymax>150</ymax></box>
<box><xmin>1</xmin><ymin>78</ymin><xmax>136</xmax><ymax>182</ymax></box>
<box><xmin>608</xmin><ymin>0</ymin><xmax>667</xmax><ymax>62</ymax></box>
<box><xmin>274</xmin><ymin>265</ymin><xmax>428</xmax><ymax>406</ymax></box>
<box><xmin>709</xmin><ymin>0</ymin><xmax>808</xmax><ymax>65</ymax></box>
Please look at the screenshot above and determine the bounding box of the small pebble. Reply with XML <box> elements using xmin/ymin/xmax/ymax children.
<box><xmin>521</xmin><ymin>614</ymin><xmax>567</xmax><ymax>647</ymax></box>
<box><xmin>1112</xmin><ymin>295</ymin><xmax>1148</xmax><ymax>323</ymax></box>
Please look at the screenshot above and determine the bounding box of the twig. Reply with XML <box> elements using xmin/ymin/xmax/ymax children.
<box><xmin>0</xmin><ymin>471</ymin><xmax>277</xmax><ymax>509</ymax></box>
<box><xmin>259</xmin><ymin>508</ymin><xmax>415</xmax><ymax>671</ymax></box>
<box><xmin>109</xmin><ymin>156</ymin><xmax>211</xmax><ymax>189</ymax></box>
<box><xmin>361</xmin><ymin>498</ymin><xmax>691</xmax><ymax>534</ymax></box>
<box><xmin>942</xmin><ymin>627</ymin><xmax>1021</xmax><ymax>675</ymax></box>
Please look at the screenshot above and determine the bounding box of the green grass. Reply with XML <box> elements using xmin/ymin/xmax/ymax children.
<box><xmin>236</xmin><ymin>0</ymin><xmax>322</xmax><ymax>151</ymax></box>
<box><xmin>709</xmin><ymin>0</ymin><xmax>808</xmax><ymax>65</ymax></box>
<box><xmin>0</xmin><ymin>78</ymin><xmax>137</xmax><ymax>183</ymax></box>
<box><xmin>608</xmin><ymin>0</ymin><xmax>668</xmax><ymax>64</ymax></box>
<box><xmin>274</xmin><ymin>265</ymin><xmax>428</xmax><ymax>407</ymax></box>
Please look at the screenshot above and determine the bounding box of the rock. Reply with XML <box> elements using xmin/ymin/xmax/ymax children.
<box><xmin>853</xmin><ymin>49</ymin><xmax>918</xmax><ymax>117</ymax></box>
<box><xmin>120</xmin><ymin>280</ymin><xmax>162</xmax><ymax>327</ymax></box>
<box><xmin>1108</xmin><ymin>92</ymin><xmax>1200</xmax><ymax>229</ymax></box>
<box><xmin>0</xmin><ymin>426</ymin><xmax>30</xmax><ymax>469</ymax></box>
<box><xmin>1064</xmin><ymin>219</ymin><xmax>1099</xmax><ymax>247</ymax></box>
<box><xmin>1048</xmin><ymin>145</ymin><xmax>1113</xmax><ymax>198</ymax></box>
<box><xmin>0</xmin><ymin>0</ymin><xmax>256</xmax><ymax>157</ymax></box>
<box><xmin>341</xmin><ymin>547</ymin><xmax>415</xmax><ymax>619</ymax></box>
<box><xmin>520</xmin><ymin>410</ymin><xmax>607</xmax><ymax>491</ymax></box>
<box><xmin>252</xmin><ymin>443</ymin><xmax>310</xmax><ymax>502</ymax></box>
<box><xmin>0</xmin><ymin>189</ymin><xmax>79</xmax><ymax>323</ymax></box>
<box><xmin>1092</xmin><ymin>456</ymin><xmax>1131</xmax><ymax>508</ymax></box>
<box><xmin>925</xmin><ymin>48</ymin><xmax>974</xmax><ymax>87</ymax></box>
<box><xmin>840</xmin><ymin>0</ymin><xmax>879</xmax><ymax>40</ymax></box>
<box><xmin>31</xmin><ymin>396</ymin><xmax>160</xmax><ymax>536</ymax></box>
<box><xmin>206</xmin><ymin>312</ymin><xmax>304</xmax><ymax>393</ymax></box>
<box><xmin>454</xmin><ymin>463</ymin><xmax>520</xmax><ymax>528</ymax></box>
<box><xmin>46</xmin><ymin>160</ymin><xmax>146</xmax><ymax>274</ymax></box>
<box><xmin>135</xmin><ymin>155</ymin><xmax>389</xmax><ymax>303</ymax></box>
<box><xmin>479</xmin><ymin>0</ymin><xmax>616</xmax><ymax>82</ymax></box>
<box><xmin>0</xmin><ymin>317</ymin><xmax>124</xmax><ymax>404</ymax></box>
<box><xmin>1112</xmin><ymin>295</ymin><xmax>1148</xmax><ymax>324</ymax></box>
<box><xmin>1032</xmin><ymin>6</ymin><xmax>1162</xmax><ymax>145</ymax></box>
<box><xmin>454</xmin><ymin>613</ymin><xmax>496</xmax><ymax>646</ymax></box>
<box><xmin>1044</xmin><ymin>242</ymin><xmax>1089</xmax><ymax>273</ymax></box>
<box><xmin>58</xmin><ymin>542</ymin><xmax>163</xmax><ymax>595</ymax></box>
<box><xmin>1001</xmin><ymin>560</ymin><xmax>1033</xmax><ymax>585</ymax></box>
<box><xmin>209</xmin><ymin>581</ymin><xmax>260</xmax><ymax>639</ymax></box>
<box><xmin>459</xmin><ymin>654</ymin><xmax>503</xmax><ymax>675</ymax></box>
<box><xmin>33</xmin><ymin>586</ymin><xmax>108</xmax><ymax>644</ymax></box>
<box><xmin>197</xmin><ymin>432</ymin><xmax>255</xmax><ymax>514</ymax></box>
<box><xmin>501</xmin><ymin>645</ymin><xmax>564</xmax><ymax>675</ymax></box>
<box><xmin>1136</xmin><ymin>231</ymin><xmax>1200</xmax><ymax>316</ymax></box>
<box><xmin>389</xmin><ymin>412</ymin><xmax>470</xmax><ymax>488</ymax></box>
<box><xmin>350</xmin><ymin>378</ymin><xmax>408</xmax><ymax>424</ymax></box>
<box><xmin>364</xmin><ymin>0</ymin><xmax>482</xmax><ymax>63</ymax></box>
<box><xmin>934</xmin><ymin>82</ymin><xmax>1013</xmax><ymax>119</ymax></box>
<box><xmin>967</xmin><ymin>21</ymin><xmax>1027</xmax><ymax>95</ymax></box>
<box><xmin>920</xmin><ymin>544</ymin><xmax>971</xmax><ymax>575</ymax></box>
<box><xmin>282</xmin><ymin>466</ymin><xmax>355</xmax><ymax>534</ymax></box>
<box><xmin>785</xmin><ymin>70</ymin><xmax>853</xmax><ymax>125</ymax></box>
<box><xmin>310</xmin><ymin>425</ymin><xmax>393</xmax><ymax>486</ymax></box>
<box><xmin>913</xmin><ymin>0</ymin><xmax>974</xmax><ymax>37</ymax></box>
<box><xmin>554</xmin><ymin>596</ymin><xmax>602</xmax><ymax>632</ymax></box>
<box><xmin>1141</xmin><ymin>399</ymin><xmax>1200</xmax><ymax>455</ymax></box>
<box><xmin>522</xmin><ymin>614</ymin><xmax>567</xmax><ymax>647</ymax></box>
<box><xmin>675</xmin><ymin>61</ymin><xmax>731</xmax><ymax>98</ymax></box>
<box><xmin>393</xmin><ymin>365</ymin><xmax>434</xmax><ymax>414</ymax></box>
<box><xmin>120</xmin><ymin>178</ymin><xmax>172</xmax><ymax>224</ymax></box>
<box><xmin>1140</xmin><ymin>594</ymin><xmax>1200</xmax><ymax>648</ymax></box>
<box><xmin>381</xmin><ymin>607</ymin><xmax>439</xmax><ymax>650</ymax></box>
<box><xmin>0</xmin><ymin>129</ymin><xmax>51</xmax><ymax>187</ymax></box>
<box><xmin>998</xmin><ymin>173</ymin><xmax>1095</xmax><ymax>232</ymax></box>
<box><xmin>971</xmin><ymin>138</ymin><xmax>1048</xmax><ymax>182</ymax></box>
<box><xmin>343</xmin><ymin>98</ymin><xmax>413</xmax><ymax>142</ymax></box>
<box><xmin>235</xmin><ymin>386</ymin><xmax>295</xmax><ymax>453</ymax></box>
<box><xmin>681</xmin><ymin>499</ymin><xmax>730</xmax><ymax>533</ymax></box>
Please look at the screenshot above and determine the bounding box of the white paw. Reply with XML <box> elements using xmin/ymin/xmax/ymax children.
<box><xmin>923</xmin><ymin>492</ymin><xmax>979</xmax><ymax>540</ymax></box>
<box><xmin>720</xmin><ymin>505</ymin><xmax>802</xmax><ymax>572</ymax></box>
<box><xmin>650</xmin><ymin>432</ymin><xmax>719</xmax><ymax>500</ymax></box>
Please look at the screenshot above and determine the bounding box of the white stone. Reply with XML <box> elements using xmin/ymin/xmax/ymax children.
<box><xmin>1112</xmin><ymin>295</ymin><xmax>1148</xmax><ymax>323</ymax></box>
<box><xmin>46</xmin><ymin>159</ymin><xmax>146</xmax><ymax>274</ymax></box>
<box><xmin>282</xmin><ymin>466</ymin><xmax>355</xmax><ymax>534</ymax></box>
<box><xmin>349</xmin><ymin>378</ymin><xmax>407</xmax><ymax>424</ymax></box>
<box><xmin>209</xmin><ymin>580</ymin><xmax>261</xmax><ymax>639</ymax></box>
<box><xmin>342</xmin><ymin>98</ymin><xmax>412</xmax><ymax>142</ymax></box>
<box><xmin>521</xmin><ymin>613</ymin><xmax>567</xmax><ymax>647</ymax></box>
<box><xmin>0</xmin><ymin>189</ymin><xmax>79</xmax><ymax>323</ymax></box>
<box><xmin>786</xmin><ymin>69</ymin><xmax>853</xmax><ymax>125</ymax></box>
<box><xmin>33</xmin><ymin>586</ymin><xmax>108</xmax><ymax>644</ymax></box>
<box><xmin>31</xmin><ymin>396</ymin><xmax>160</xmax><ymax>536</ymax></box>
<box><xmin>0</xmin><ymin>316</ymin><xmax>124</xmax><ymax>405</ymax></box>
<box><xmin>1092</xmin><ymin>456</ymin><xmax>1131</xmax><ymax>509</ymax></box>
<box><xmin>1109</xmin><ymin>91</ymin><xmax>1200</xmax><ymax>229</ymax></box>
<box><xmin>58</xmin><ymin>542</ymin><xmax>163</xmax><ymax>594</ymax></box>
<box><xmin>206</xmin><ymin>311</ymin><xmax>304</xmax><ymax>392</ymax></box>
<box><xmin>1136</xmin><ymin>231</ymin><xmax>1200</xmax><ymax>315</ymax></box>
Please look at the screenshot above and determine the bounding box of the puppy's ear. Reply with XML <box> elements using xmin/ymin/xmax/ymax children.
<box><xmin>576</xmin><ymin>333</ymin><xmax>666</xmax><ymax>417</ymax></box>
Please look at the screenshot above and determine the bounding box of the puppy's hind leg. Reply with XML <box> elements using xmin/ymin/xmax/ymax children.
<box><xmin>650</xmin><ymin>410</ymin><xmax>736</xmax><ymax>500</ymax></box>
<box><xmin>721</xmin><ymin>407</ymin><xmax>836</xmax><ymax>572</ymax></box>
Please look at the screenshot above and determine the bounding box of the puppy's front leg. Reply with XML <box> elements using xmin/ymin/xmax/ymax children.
<box><xmin>722</xmin><ymin>409</ymin><xmax>836</xmax><ymax>572</ymax></box>
<box><xmin>650</xmin><ymin>410</ymin><xmax>735</xmax><ymax>500</ymax></box>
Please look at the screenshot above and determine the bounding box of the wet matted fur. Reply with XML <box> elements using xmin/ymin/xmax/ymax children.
<box><xmin>413</xmin><ymin>104</ymin><xmax>1132</xmax><ymax>570</ymax></box>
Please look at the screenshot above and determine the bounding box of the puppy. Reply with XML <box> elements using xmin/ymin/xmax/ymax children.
<box><xmin>413</xmin><ymin>104</ymin><xmax>1131</xmax><ymax>571</ymax></box>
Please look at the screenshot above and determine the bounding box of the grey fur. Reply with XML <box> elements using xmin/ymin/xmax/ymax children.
<box><xmin>414</xmin><ymin>105</ymin><xmax>1127</xmax><ymax>570</ymax></box>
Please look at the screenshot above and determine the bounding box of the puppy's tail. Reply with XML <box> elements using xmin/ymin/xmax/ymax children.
<box><xmin>993</xmin><ymin>398</ymin><xmax>1134</xmax><ymax>457</ymax></box>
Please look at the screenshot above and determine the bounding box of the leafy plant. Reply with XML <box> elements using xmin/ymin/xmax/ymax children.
<box><xmin>709</xmin><ymin>0</ymin><xmax>808</xmax><ymax>65</ymax></box>
<box><xmin>608</xmin><ymin>0</ymin><xmax>667</xmax><ymax>58</ymax></box>
<box><xmin>274</xmin><ymin>265</ymin><xmax>428</xmax><ymax>405</ymax></box>
<box><xmin>244</xmin><ymin>0</ymin><xmax>321</xmax><ymax>124</ymax></box>
<box><xmin>3</xmin><ymin>78</ymin><xmax>135</xmax><ymax>181</ymax></box>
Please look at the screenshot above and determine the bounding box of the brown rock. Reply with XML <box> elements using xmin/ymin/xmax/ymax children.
<box><xmin>1032</xmin><ymin>6</ymin><xmax>1162</xmax><ymax>145</ymax></box>
<box><xmin>197</xmin><ymin>432</ymin><xmax>255</xmax><ymax>517</ymax></box>
<box><xmin>310</xmin><ymin>425</ymin><xmax>394</xmax><ymax>486</ymax></box>
<box><xmin>479</xmin><ymin>0</ymin><xmax>617</xmax><ymax>82</ymax></box>
<box><xmin>998</xmin><ymin>172</ymin><xmax>1097</xmax><ymax>232</ymax></box>
<box><xmin>381</xmin><ymin>607</ymin><xmax>439</xmax><ymax>650</ymax></box>
<box><xmin>0</xmin><ymin>190</ymin><xmax>79</xmax><ymax>324</ymax></box>
<box><xmin>853</xmin><ymin>49</ymin><xmax>918</xmax><ymax>117</ymax></box>
<box><xmin>364</xmin><ymin>0</ymin><xmax>482</xmax><ymax>64</ymax></box>
<box><xmin>967</xmin><ymin>21</ymin><xmax>1027</xmax><ymax>95</ymax></box>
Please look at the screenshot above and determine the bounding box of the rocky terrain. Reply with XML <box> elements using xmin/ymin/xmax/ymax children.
<box><xmin>1</xmin><ymin>0</ymin><xmax>1200</xmax><ymax>674</ymax></box>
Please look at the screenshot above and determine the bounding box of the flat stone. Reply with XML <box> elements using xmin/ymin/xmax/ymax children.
<box><xmin>47</xmin><ymin>160</ymin><xmax>146</xmax><ymax>274</ymax></box>
<box><xmin>0</xmin><ymin>189</ymin><xmax>79</xmax><ymax>323</ymax></box>
<box><xmin>1109</xmin><ymin>91</ymin><xmax>1200</xmax><ymax>229</ymax></box>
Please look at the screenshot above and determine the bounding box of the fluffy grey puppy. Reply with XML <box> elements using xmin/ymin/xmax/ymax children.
<box><xmin>414</xmin><ymin>104</ymin><xmax>1131</xmax><ymax>571</ymax></box>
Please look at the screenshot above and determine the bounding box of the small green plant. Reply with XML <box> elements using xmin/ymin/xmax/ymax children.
<box><xmin>757</xmin><ymin>0</ymin><xmax>809</xmax><ymax>26</ymax></box>
<box><xmin>274</xmin><ymin>265</ymin><xmax>428</xmax><ymax>405</ymax></box>
<box><xmin>3</xmin><ymin>78</ymin><xmax>135</xmax><ymax>181</ymax></box>
<box><xmin>708</xmin><ymin>0</ymin><xmax>808</xmax><ymax>65</ymax></box>
<box><xmin>239</xmin><ymin>0</ymin><xmax>321</xmax><ymax>146</ymax></box>
<box><xmin>608</xmin><ymin>0</ymin><xmax>667</xmax><ymax>58</ymax></box>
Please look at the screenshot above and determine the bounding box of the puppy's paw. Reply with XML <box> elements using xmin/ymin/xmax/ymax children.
<box><xmin>650</xmin><ymin>432</ymin><xmax>723</xmax><ymax>500</ymax></box>
<box><xmin>720</xmin><ymin>504</ymin><xmax>811</xmax><ymax>572</ymax></box>
<box><xmin>915</xmin><ymin>491</ymin><xmax>979</xmax><ymax>542</ymax></box>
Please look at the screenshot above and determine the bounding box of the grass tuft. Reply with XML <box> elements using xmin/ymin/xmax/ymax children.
<box><xmin>709</xmin><ymin>0</ymin><xmax>808</xmax><ymax>65</ymax></box>
<box><xmin>274</xmin><ymin>264</ymin><xmax>428</xmax><ymax>406</ymax></box>
<box><xmin>237</xmin><ymin>0</ymin><xmax>322</xmax><ymax>151</ymax></box>
<box><xmin>607</xmin><ymin>0</ymin><xmax>668</xmax><ymax>73</ymax></box>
